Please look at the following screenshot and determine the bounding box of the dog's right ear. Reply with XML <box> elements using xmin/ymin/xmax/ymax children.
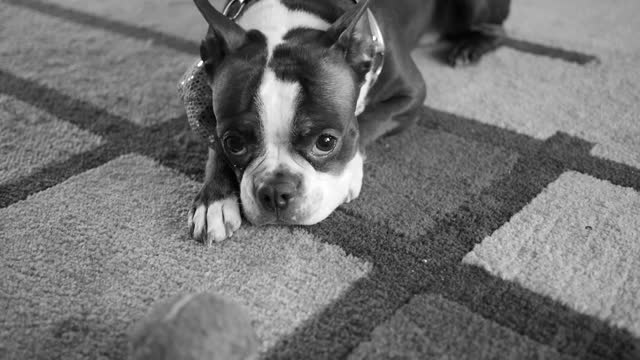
<box><xmin>324</xmin><ymin>0</ymin><xmax>375</xmax><ymax>79</ymax></box>
<box><xmin>193</xmin><ymin>0</ymin><xmax>247</xmax><ymax>79</ymax></box>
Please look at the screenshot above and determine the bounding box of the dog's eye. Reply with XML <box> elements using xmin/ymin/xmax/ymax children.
<box><xmin>313</xmin><ymin>134</ymin><xmax>338</xmax><ymax>156</ymax></box>
<box><xmin>224</xmin><ymin>135</ymin><xmax>247</xmax><ymax>156</ymax></box>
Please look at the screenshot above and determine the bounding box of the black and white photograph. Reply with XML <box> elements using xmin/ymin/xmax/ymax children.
<box><xmin>1</xmin><ymin>0</ymin><xmax>639</xmax><ymax>359</ymax></box>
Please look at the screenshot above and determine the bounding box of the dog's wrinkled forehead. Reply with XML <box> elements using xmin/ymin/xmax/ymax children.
<box><xmin>212</xmin><ymin>31</ymin><xmax>358</xmax><ymax>122</ymax></box>
<box><xmin>270</xmin><ymin>38</ymin><xmax>359</xmax><ymax>123</ymax></box>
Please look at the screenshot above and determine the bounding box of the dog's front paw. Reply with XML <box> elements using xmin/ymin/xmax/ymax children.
<box><xmin>188</xmin><ymin>193</ymin><xmax>242</xmax><ymax>246</ymax></box>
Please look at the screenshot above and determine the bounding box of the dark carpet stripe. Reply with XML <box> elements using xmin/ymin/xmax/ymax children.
<box><xmin>436</xmin><ymin>265</ymin><xmax>640</xmax><ymax>360</ymax></box>
<box><xmin>504</xmin><ymin>37</ymin><xmax>600</xmax><ymax>65</ymax></box>
<box><xmin>0</xmin><ymin>144</ymin><xmax>123</xmax><ymax>207</ymax></box>
<box><xmin>271</xmin><ymin>216</ymin><xmax>640</xmax><ymax>359</ymax></box>
<box><xmin>3</xmin><ymin>0</ymin><xmax>199</xmax><ymax>55</ymax></box>
<box><xmin>268</xmin><ymin>131</ymin><xmax>640</xmax><ymax>359</ymax></box>
<box><xmin>421</xmin><ymin>107</ymin><xmax>640</xmax><ymax>192</ymax></box>
<box><xmin>0</xmin><ymin>69</ymin><xmax>140</xmax><ymax>139</ymax></box>
<box><xmin>133</xmin><ymin>116</ymin><xmax>209</xmax><ymax>180</ymax></box>
<box><xmin>0</xmin><ymin>69</ymin><xmax>208</xmax><ymax>207</ymax></box>
<box><xmin>401</xmin><ymin>153</ymin><xmax>565</xmax><ymax>262</ymax></box>
<box><xmin>543</xmin><ymin>132</ymin><xmax>640</xmax><ymax>191</ymax></box>
<box><xmin>264</xmin><ymin>265</ymin><xmax>418</xmax><ymax>359</ymax></box>
<box><xmin>420</xmin><ymin>106</ymin><xmax>543</xmax><ymax>156</ymax></box>
<box><xmin>3</xmin><ymin>0</ymin><xmax>595</xmax><ymax>65</ymax></box>
<box><xmin>0</xmin><ymin>114</ymin><xmax>207</xmax><ymax>208</ymax></box>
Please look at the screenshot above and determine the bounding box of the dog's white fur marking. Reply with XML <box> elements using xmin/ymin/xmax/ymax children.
<box><xmin>236</xmin><ymin>0</ymin><xmax>330</xmax><ymax>56</ymax></box>
<box><xmin>355</xmin><ymin>70</ymin><xmax>374</xmax><ymax>116</ymax></box>
<box><xmin>300</xmin><ymin>150</ymin><xmax>364</xmax><ymax>223</ymax></box>
<box><xmin>257</xmin><ymin>70</ymin><xmax>301</xmax><ymax>151</ymax></box>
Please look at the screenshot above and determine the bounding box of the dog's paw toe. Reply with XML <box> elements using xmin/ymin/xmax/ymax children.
<box><xmin>447</xmin><ymin>33</ymin><xmax>501</xmax><ymax>67</ymax></box>
<box><xmin>448</xmin><ymin>43</ymin><xmax>481</xmax><ymax>67</ymax></box>
<box><xmin>188</xmin><ymin>196</ymin><xmax>242</xmax><ymax>245</ymax></box>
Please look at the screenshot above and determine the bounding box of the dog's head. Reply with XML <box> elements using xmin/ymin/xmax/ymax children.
<box><xmin>193</xmin><ymin>0</ymin><xmax>375</xmax><ymax>225</ymax></box>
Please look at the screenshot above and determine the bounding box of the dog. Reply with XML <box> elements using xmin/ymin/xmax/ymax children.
<box><xmin>187</xmin><ymin>0</ymin><xmax>511</xmax><ymax>244</ymax></box>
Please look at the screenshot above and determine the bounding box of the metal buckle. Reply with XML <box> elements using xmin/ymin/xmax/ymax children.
<box><xmin>223</xmin><ymin>0</ymin><xmax>247</xmax><ymax>21</ymax></box>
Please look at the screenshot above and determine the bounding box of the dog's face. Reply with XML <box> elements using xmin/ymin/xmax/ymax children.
<box><xmin>195</xmin><ymin>0</ymin><xmax>373</xmax><ymax>225</ymax></box>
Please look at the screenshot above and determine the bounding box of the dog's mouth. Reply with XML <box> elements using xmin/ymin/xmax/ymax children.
<box><xmin>242</xmin><ymin>185</ymin><xmax>326</xmax><ymax>226</ymax></box>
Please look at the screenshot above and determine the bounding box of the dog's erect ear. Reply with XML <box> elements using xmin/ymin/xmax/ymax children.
<box><xmin>325</xmin><ymin>0</ymin><xmax>375</xmax><ymax>77</ymax></box>
<box><xmin>193</xmin><ymin>0</ymin><xmax>247</xmax><ymax>78</ymax></box>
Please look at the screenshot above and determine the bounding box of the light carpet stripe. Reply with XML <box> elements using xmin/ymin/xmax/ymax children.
<box><xmin>0</xmin><ymin>94</ymin><xmax>104</xmax><ymax>185</ymax></box>
<box><xmin>38</xmin><ymin>0</ymin><xmax>213</xmax><ymax>43</ymax></box>
<box><xmin>0</xmin><ymin>154</ymin><xmax>370</xmax><ymax>358</ymax></box>
<box><xmin>464</xmin><ymin>171</ymin><xmax>640</xmax><ymax>337</ymax></box>
<box><xmin>508</xmin><ymin>0</ymin><xmax>640</xmax><ymax>55</ymax></box>
<box><xmin>412</xmin><ymin>47</ymin><xmax>640</xmax><ymax>168</ymax></box>
<box><xmin>0</xmin><ymin>4</ymin><xmax>194</xmax><ymax>126</ymax></box>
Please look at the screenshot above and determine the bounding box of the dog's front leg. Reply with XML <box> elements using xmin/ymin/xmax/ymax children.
<box><xmin>357</xmin><ymin>47</ymin><xmax>428</xmax><ymax>147</ymax></box>
<box><xmin>188</xmin><ymin>147</ymin><xmax>242</xmax><ymax>245</ymax></box>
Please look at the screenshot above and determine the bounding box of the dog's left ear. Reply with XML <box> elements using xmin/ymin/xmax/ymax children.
<box><xmin>193</xmin><ymin>0</ymin><xmax>247</xmax><ymax>80</ymax></box>
<box><xmin>325</xmin><ymin>0</ymin><xmax>375</xmax><ymax>77</ymax></box>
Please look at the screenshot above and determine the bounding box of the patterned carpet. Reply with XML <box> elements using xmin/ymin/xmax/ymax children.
<box><xmin>1</xmin><ymin>0</ymin><xmax>640</xmax><ymax>359</ymax></box>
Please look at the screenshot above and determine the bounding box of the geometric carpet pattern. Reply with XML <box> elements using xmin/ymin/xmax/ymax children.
<box><xmin>1</xmin><ymin>0</ymin><xmax>639</xmax><ymax>359</ymax></box>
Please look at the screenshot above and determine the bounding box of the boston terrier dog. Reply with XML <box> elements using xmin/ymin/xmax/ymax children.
<box><xmin>188</xmin><ymin>0</ymin><xmax>511</xmax><ymax>244</ymax></box>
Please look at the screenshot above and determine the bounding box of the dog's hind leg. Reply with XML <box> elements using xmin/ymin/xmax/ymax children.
<box><xmin>438</xmin><ymin>0</ymin><xmax>511</xmax><ymax>66</ymax></box>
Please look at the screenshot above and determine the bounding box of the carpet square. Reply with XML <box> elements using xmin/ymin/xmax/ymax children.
<box><xmin>349</xmin><ymin>294</ymin><xmax>570</xmax><ymax>360</ymax></box>
<box><xmin>508</xmin><ymin>0</ymin><xmax>640</xmax><ymax>54</ymax></box>
<box><xmin>45</xmin><ymin>0</ymin><xmax>211</xmax><ymax>42</ymax></box>
<box><xmin>0</xmin><ymin>94</ymin><xmax>103</xmax><ymax>185</ymax></box>
<box><xmin>412</xmin><ymin>46</ymin><xmax>640</xmax><ymax>168</ymax></box>
<box><xmin>0</xmin><ymin>4</ymin><xmax>194</xmax><ymax>126</ymax></box>
<box><xmin>343</xmin><ymin>127</ymin><xmax>518</xmax><ymax>239</ymax></box>
<box><xmin>0</xmin><ymin>154</ymin><xmax>370</xmax><ymax>358</ymax></box>
<box><xmin>464</xmin><ymin>171</ymin><xmax>640</xmax><ymax>337</ymax></box>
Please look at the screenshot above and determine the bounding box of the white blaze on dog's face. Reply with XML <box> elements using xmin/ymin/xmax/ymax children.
<box><xmin>200</xmin><ymin>0</ymin><xmax>373</xmax><ymax>225</ymax></box>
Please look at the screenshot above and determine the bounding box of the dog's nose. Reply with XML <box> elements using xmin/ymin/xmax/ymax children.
<box><xmin>257</xmin><ymin>180</ymin><xmax>297</xmax><ymax>211</ymax></box>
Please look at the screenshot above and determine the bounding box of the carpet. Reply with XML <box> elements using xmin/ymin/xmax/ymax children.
<box><xmin>1</xmin><ymin>0</ymin><xmax>640</xmax><ymax>359</ymax></box>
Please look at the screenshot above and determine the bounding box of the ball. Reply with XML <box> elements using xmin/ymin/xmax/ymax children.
<box><xmin>129</xmin><ymin>292</ymin><xmax>259</xmax><ymax>360</ymax></box>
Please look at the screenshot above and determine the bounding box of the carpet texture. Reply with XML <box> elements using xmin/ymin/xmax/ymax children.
<box><xmin>1</xmin><ymin>0</ymin><xmax>640</xmax><ymax>359</ymax></box>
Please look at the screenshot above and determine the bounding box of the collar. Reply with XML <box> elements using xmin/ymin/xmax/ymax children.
<box><xmin>223</xmin><ymin>0</ymin><xmax>385</xmax><ymax>114</ymax></box>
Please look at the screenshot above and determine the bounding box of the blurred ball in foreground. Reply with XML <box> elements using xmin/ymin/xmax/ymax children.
<box><xmin>129</xmin><ymin>292</ymin><xmax>259</xmax><ymax>360</ymax></box>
